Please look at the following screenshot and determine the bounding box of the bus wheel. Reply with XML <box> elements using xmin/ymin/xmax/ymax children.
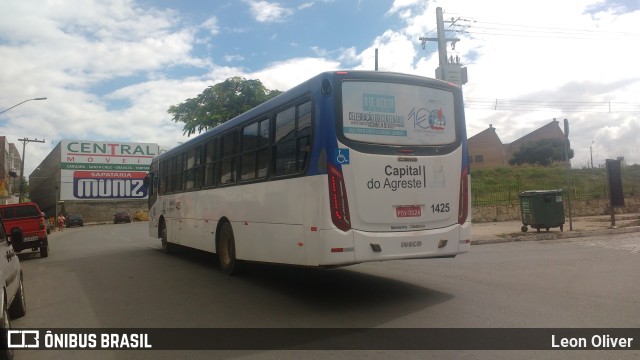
<box><xmin>218</xmin><ymin>222</ymin><xmax>240</xmax><ymax>275</ymax></box>
<box><xmin>160</xmin><ymin>222</ymin><xmax>173</xmax><ymax>253</ymax></box>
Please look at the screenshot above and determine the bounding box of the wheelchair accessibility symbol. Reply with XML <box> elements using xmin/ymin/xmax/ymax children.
<box><xmin>336</xmin><ymin>149</ymin><xmax>350</xmax><ymax>164</ymax></box>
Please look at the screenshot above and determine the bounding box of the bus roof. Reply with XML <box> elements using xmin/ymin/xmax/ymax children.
<box><xmin>156</xmin><ymin>70</ymin><xmax>456</xmax><ymax>161</ymax></box>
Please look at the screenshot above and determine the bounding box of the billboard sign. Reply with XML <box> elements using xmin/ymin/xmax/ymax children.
<box><xmin>60</xmin><ymin>140</ymin><xmax>159</xmax><ymax>201</ymax></box>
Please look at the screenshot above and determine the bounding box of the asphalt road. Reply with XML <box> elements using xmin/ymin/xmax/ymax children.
<box><xmin>10</xmin><ymin>222</ymin><xmax>640</xmax><ymax>360</ymax></box>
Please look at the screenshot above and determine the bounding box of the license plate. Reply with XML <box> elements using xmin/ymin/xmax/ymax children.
<box><xmin>24</xmin><ymin>236</ymin><xmax>38</xmax><ymax>242</ymax></box>
<box><xmin>396</xmin><ymin>206</ymin><xmax>421</xmax><ymax>218</ymax></box>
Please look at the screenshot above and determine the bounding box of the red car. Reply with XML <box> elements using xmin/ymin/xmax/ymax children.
<box><xmin>0</xmin><ymin>202</ymin><xmax>49</xmax><ymax>257</ymax></box>
<box><xmin>113</xmin><ymin>211</ymin><xmax>132</xmax><ymax>224</ymax></box>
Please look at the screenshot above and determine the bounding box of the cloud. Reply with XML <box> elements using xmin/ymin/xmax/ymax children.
<box><xmin>352</xmin><ymin>30</ymin><xmax>420</xmax><ymax>72</ymax></box>
<box><xmin>245</xmin><ymin>0</ymin><xmax>294</xmax><ymax>24</ymax></box>
<box><xmin>397</xmin><ymin>0</ymin><xmax>640</xmax><ymax>167</ymax></box>
<box><xmin>0</xmin><ymin>0</ymin><xmax>209</xmax><ymax>173</ymax></box>
<box><xmin>387</xmin><ymin>0</ymin><xmax>421</xmax><ymax>15</ymax></box>
<box><xmin>298</xmin><ymin>2</ymin><xmax>315</xmax><ymax>10</ymax></box>
<box><xmin>250</xmin><ymin>57</ymin><xmax>341</xmax><ymax>91</ymax></box>
<box><xmin>223</xmin><ymin>54</ymin><xmax>245</xmax><ymax>62</ymax></box>
<box><xmin>201</xmin><ymin>17</ymin><xmax>219</xmax><ymax>36</ymax></box>
<box><xmin>592</xmin><ymin>116</ymin><xmax>640</xmax><ymax>166</ymax></box>
<box><xmin>2</xmin><ymin>0</ymin><xmax>640</xmax><ymax>175</ymax></box>
<box><xmin>298</xmin><ymin>0</ymin><xmax>335</xmax><ymax>11</ymax></box>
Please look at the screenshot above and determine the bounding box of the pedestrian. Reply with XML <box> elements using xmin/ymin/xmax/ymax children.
<box><xmin>57</xmin><ymin>214</ymin><xmax>65</xmax><ymax>231</ymax></box>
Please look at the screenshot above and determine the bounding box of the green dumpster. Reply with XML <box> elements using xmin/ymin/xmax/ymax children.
<box><xmin>518</xmin><ymin>190</ymin><xmax>565</xmax><ymax>232</ymax></box>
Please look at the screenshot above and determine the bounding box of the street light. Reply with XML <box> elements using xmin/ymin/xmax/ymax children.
<box><xmin>590</xmin><ymin>141</ymin><xmax>595</xmax><ymax>169</ymax></box>
<box><xmin>0</xmin><ymin>97</ymin><xmax>47</xmax><ymax>203</ymax></box>
<box><xmin>0</xmin><ymin>97</ymin><xmax>47</xmax><ymax>115</ymax></box>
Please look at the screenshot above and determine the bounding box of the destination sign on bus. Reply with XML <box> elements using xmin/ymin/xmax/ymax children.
<box><xmin>342</xmin><ymin>82</ymin><xmax>456</xmax><ymax>146</ymax></box>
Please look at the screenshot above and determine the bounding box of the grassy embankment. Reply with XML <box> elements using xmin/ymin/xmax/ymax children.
<box><xmin>471</xmin><ymin>164</ymin><xmax>640</xmax><ymax>206</ymax></box>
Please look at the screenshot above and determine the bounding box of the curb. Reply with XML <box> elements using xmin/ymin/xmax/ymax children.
<box><xmin>471</xmin><ymin>225</ymin><xmax>640</xmax><ymax>245</ymax></box>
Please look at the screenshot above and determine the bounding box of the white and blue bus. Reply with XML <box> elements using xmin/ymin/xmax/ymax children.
<box><xmin>145</xmin><ymin>71</ymin><xmax>470</xmax><ymax>275</ymax></box>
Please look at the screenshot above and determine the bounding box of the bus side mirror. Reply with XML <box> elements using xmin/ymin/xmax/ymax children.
<box><xmin>143</xmin><ymin>175</ymin><xmax>150</xmax><ymax>188</ymax></box>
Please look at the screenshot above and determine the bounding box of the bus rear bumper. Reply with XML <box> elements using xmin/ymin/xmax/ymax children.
<box><xmin>318</xmin><ymin>222</ymin><xmax>471</xmax><ymax>266</ymax></box>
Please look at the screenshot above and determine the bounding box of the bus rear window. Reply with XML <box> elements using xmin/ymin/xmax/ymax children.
<box><xmin>341</xmin><ymin>81</ymin><xmax>456</xmax><ymax>146</ymax></box>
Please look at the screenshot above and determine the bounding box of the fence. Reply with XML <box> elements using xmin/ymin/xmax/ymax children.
<box><xmin>471</xmin><ymin>165</ymin><xmax>640</xmax><ymax>207</ymax></box>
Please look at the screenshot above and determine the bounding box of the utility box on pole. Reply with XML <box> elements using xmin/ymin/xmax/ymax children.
<box><xmin>435</xmin><ymin>63</ymin><xmax>468</xmax><ymax>86</ymax></box>
<box><xmin>420</xmin><ymin>7</ymin><xmax>468</xmax><ymax>85</ymax></box>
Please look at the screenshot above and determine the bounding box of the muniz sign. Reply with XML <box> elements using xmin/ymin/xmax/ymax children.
<box><xmin>60</xmin><ymin>140</ymin><xmax>159</xmax><ymax>201</ymax></box>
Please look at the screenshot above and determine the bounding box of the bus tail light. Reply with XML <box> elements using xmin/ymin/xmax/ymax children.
<box><xmin>39</xmin><ymin>217</ymin><xmax>46</xmax><ymax>230</ymax></box>
<box><xmin>458</xmin><ymin>167</ymin><xmax>469</xmax><ymax>225</ymax></box>
<box><xmin>327</xmin><ymin>163</ymin><xmax>351</xmax><ymax>232</ymax></box>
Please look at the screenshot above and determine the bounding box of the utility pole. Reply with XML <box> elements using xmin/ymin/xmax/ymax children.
<box><xmin>419</xmin><ymin>7</ymin><xmax>468</xmax><ymax>85</ymax></box>
<box><xmin>18</xmin><ymin>137</ymin><xmax>46</xmax><ymax>203</ymax></box>
<box><xmin>436</xmin><ymin>7</ymin><xmax>451</xmax><ymax>70</ymax></box>
<box><xmin>375</xmin><ymin>48</ymin><xmax>378</xmax><ymax>71</ymax></box>
<box><xmin>420</xmin><ymin>7</ymin><xmax>458</xmax><ymax>70</ymax></box>
<box><xmin>563</xmin><ymin>119</ymin><xmax>573</xmax><ymax>231</ymax></box>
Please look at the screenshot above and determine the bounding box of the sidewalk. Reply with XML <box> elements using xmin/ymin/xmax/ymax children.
<box><xmin>471</xmin><ymin>214</ymin><xmax>640</xmax><ymax>245</ymax></box>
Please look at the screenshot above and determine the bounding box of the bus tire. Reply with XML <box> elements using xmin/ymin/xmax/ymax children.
<box><xmin>218</xmin><ymin>222</ymin><xmax>241</xmax><ymax>275</ymax></box>
<box><xmin>160</xmin><ymin>222</ymin><xmax>173</xmax><ymax>254</ymax></box>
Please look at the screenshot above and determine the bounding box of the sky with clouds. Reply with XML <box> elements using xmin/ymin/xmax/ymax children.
<box><xmin>1</xmin><ymin>0</ymin><xmax>639</xmax><ymax>176</ymax></box>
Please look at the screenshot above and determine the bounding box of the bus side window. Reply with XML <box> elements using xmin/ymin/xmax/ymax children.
<box><xmin>219</xmin><ymin>131</ymin><xmax>238</xmax><ymax>184</ymax></box>
<box><xmin>274</xmin><ymin>101</ymin><xmax>312</xmax><ymax>176</ymax></box>
<box><xmin>241</xmin><ymin>122</ymin><xmax>259</xmax><ymax>181</ymax></box>
<box><xmin>241</xmin><ymin>118</ymin><xmax>270</xmax><ymax>181</ymax></box>
<box><xmin>145</xmin><ymin>174</ymin><xmax>153</xmax><ymax>195</ymax></box>
<box><xmin>298</xmin><ymin>101</ymin><xmax>311</xmax><ymax>136</ymax></box>
<box><xmin>204</xmin><ymin>139</ymin><xmax>217</xmax><ymax>187</ymax></box>
<box><xmin>298</xmin><ymin>136</ymin><xmax>311</xmax><ymax>170</ymax></box>
<box><xmin>297</xmin><ymin>101</ymin><xmax>312</xmax><ymax>169</ymax></box>
<box><xmin>257</xmin><ymin>118</ymin><xmax>270</xmax><ymax>178</ymax></box>
<box><xmin>167</xmin><ymin>156</ymin><xmax>176</xmax><ymax>193</ymax></box>
<box><xmin>194</xmin><ymin>145</ymin><xmax>203</xmax><ymax>189</ymax></box>
<box><xmin>274</xmin><ymin>107</ymin><xmax>297</xmax><ymax>176</ymax></box>
<box><xmin>275</xmin><ymin>141</ymin><xmax>297</xmax><ymax>175</ymax></box>
<box><xmin>185</xmin><ymin>148</ymin><xmax>196</xmax><ymax>190</ymax></box>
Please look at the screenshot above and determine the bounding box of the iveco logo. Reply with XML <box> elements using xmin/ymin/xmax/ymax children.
<box><xmin>397</xmin><ymin>157</ymin><xmax>417</xmax><ymax>162</ymax></box>
<box><xmin>401</xmin><ymin>241</ymin><xmax>422</xmax><ymax>248</ymax></box>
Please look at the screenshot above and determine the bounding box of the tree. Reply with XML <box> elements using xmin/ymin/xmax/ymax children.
<box><xmin>509</xmin><ymin>138</ymin><xmax>574</xmax><ymax>167</ymax></box>
<box><xmin>168</xmin><ymin>77</ymin><xmax>283</xmax><ymax>136</ymax></box>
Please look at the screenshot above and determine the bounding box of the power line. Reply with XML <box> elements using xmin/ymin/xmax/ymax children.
<box><xmin>444</xmin><ymin>16</ymin><xmax>640</xmax><ymax>40</ymax></box>
<box><xmin>468</xmin><ymin>28</ymin><xmax>640</xmax><ymax>40</ymax></box>
<box><xmin>474</xmin><ymin>20</ymin><xmax>640</xmax><ymax>37</ymax></box>
<box><xmin>465</xmin><ymin>98</ymin><xmax>640</xmax><ymax>112</ymax></box>
<box><xmin>475</xmin><ymin>24</ymin><xmax>637</xmax><ymax>39</ymax></box>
